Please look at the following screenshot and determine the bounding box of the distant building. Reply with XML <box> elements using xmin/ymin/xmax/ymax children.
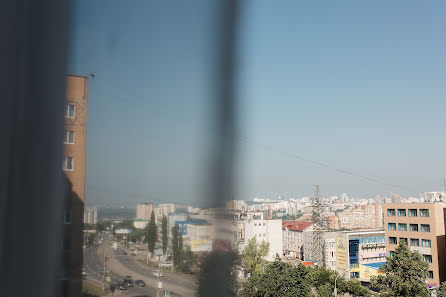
<box><xmin>282</xmin><ymin>221</ymin><xmax>312</xmax><ymax>259</ymax></box>
<box><xmin>324</xmin><ymin>230</ymin><xmax>386</xmax><ymax>282</ymax></box>
<box><xmin>133</xmin><ymin>219</ymin><xmax>149</xmax><ymax>229</ymax></box>
<box><xmin>334</xmin><ymin>203</ymin><xmax>383</xmax><ymax>230</ymax></box>
<box><xmin>83</xmin><ymin>207</ymin><xmax>97</xmax><ymax>225</ymax></box>
<box><xmin>238</xmin><ymin>219</ymin><xmax>282</xmax><ymax>262</ymax></box>
<box><xmin>384</xmin><ymin>203</ymin><xmax>446</xmax><ymax>287</ymax></box>
<box><xmin>187</xmin><ymin>223</ymin><xmax>214</xmax><ymax>252</ymax></box>
<box><xmin>136</xmin><ymin>202</ymin><xmax>153</xmax><ymax>220</ymax></box>
<box><xmin>175</xmin><ymin>220</ymin><xmax>207</xmax><ymax>236</ymax></box>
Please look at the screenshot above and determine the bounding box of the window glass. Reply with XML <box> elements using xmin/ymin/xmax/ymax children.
<box><xmin>397</xmin><ymin>209</ymin><xmax>406</xmax><ymax>217</ymax></box>
<box><xmin>422</xmin><ymin>239</ymin><xmax>431</xmax><ymax>248</ymax></box>
<box><xmin>408</xmin><ymin>209</ymin><xmax>417</xmax><ymax>217</ymax></box>
<box><xmin>420</xmin><ymin>209</ymin><xmax>430</xmax><ymax>217</ymax></box>
<box><xmin>398</xmin><ymin>223</ymin><xmax>407</xmax><ymax>231</ymax></box>
<box><xmin>421</xmin><ymin>224</ymin><xmax>430</xmax><ymax>232</ymax></box>
<box><xmin>387</xmin><ymin>209</ymin><xmax>396</xmax><ymax>216</ymax></box>
<box><xmin>409</xmin><ymin>224</ymin><xmax>418</xmax><ymax>232</ymax></box>
<box><xmin>410</xmin><ymin>238</ymin><xmax>419</xmax><ymax>246</ymax></box>
<box><xmin>388</xmin><ymin>223</ymin><xmax>396</xmax><ymax>230</ymax></box>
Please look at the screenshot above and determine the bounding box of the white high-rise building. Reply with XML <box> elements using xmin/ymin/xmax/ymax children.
<box><xmin>83</xmin><ymin>207</ymin><xmax>97</xmax><ymax>225</ymax></box>
<box><xmin>136</xmin><ymin>202</ymin><xmax>153</xmax><ymax>220</ymax></box>
<box><xmin>238</xmin><ymin>219</ymin><xmax>282</xmax><ymax>261</ymax></box>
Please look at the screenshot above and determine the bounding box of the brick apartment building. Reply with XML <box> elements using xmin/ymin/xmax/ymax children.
<box><xmin>384</xmin><ymin>203</ymin><xmax>446</xmax><ymax>288</ymax></box>
<box><xmin>62</xmin><ymin>75</ymin><xmax>88</xmax><ymax>297</ymax></box>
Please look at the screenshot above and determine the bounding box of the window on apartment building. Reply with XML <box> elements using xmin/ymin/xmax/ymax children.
<box><xmin>397</xmin><ymin>209</ymin><xmax>406</xmax><ymax>216</ymax></box>
<box><xmin>422</xmin><ymin>239</ymin><xmax>431</xmax><ymax>248</ymax></box>
<box><xmin>64</xmin><ymin>104</ymin><xmax>76</xmax><ymax>118</ymax></box>
<box><xmin>63</xmin><ymin>239</ymin><xmax>71</xmax><ymax>251</ymax></box>
<box><xmin>420</xmin><ymin>209</ymin><xmax>429</xmax><ymax>217</ymax></box>
<box><xmin>427</xmin><ymin>271</ymin><xmax>434</xmax><ymax>279</ymax></box>
<box><xmin>63</xmin><ymin>157</ymin><xmax>74</xmax><ymax>171</ymax></box>
<box><xmin>421</xmin><ymin>224</ymin><xmax>430</xmax><ymax>232</ymax></box>
<box><xmin>398</xmin><ymin>223</ymin><xmax>407</xmax><ymax>231</ymax></box>
<box><xmin>388</xmin><ymin>223</ymin><xmax>396</xmax><ymax>231</ymax></box>
<box><xmin>399</xmin><ymin>238</ymin><xmax>407</xmax><ymax>245</ymax></box>
<box><xmin>64</xmin><ymin>211</ymin><xmax>71</xmax><ymax>224</ymax></box>
<box><xmin>387</xmin><ymin>209</ymin><xmax>396</xmax><ymax>216</ymax></box>
<box><xmin>64</xmin><ymin>130</ymin><xmax>74</xmax><ymax>144</ymax></box>
<box><xmin>423</xmin><ymin>254</ymin><xmax>433</xmax><ymax>263</ymax></box>
<box><xmin>61</xmin><ymin>265</ymin><xmax>70</xmax><ymax>280</ymax></box>
<box><xmin>389</xmin><ymin>251</ymin><xmax>394</xmax><ymax>258</ymax></box>
<box><xmin>389</xmin><ymin>237</ymin><xmax>397</xmax><ymax>244</ymax></box>
<box><xmin>410</xmin><ymin>238</ymin><xmax>420</xmax><ymax>246</ymax></box>
<box><xmin>408</xmin><ymin>209</ymin><xmax>418</xmax><ymax>217</ymax></box>
<box><xmin>409</xmin><ymin>224</ymin><xmax>418</xmax><ymax>232</ymax></box>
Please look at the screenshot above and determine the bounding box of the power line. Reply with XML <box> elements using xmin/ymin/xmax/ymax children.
<box><xmin>242</xmin><ymin>139</ymin><xmax>419</xmax><ymax>194</ymax></box>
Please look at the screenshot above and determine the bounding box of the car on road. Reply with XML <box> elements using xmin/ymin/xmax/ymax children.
<box><xmin>160</xmin><ymin>262</ymin><xmax>172</xmax><ymax>267</ymax></box>
<box><xmin>118</xmin><ymin>283</ymin><xmax>127</xmax><ymax>290</ymax></box>
<box><xmin>153</xmin><ymin>270</ymin><xmax>163</xmax><ymax>277</ymax></box>
<box><xmin>136</xmin><ymin>280</ymin><xmax>145</xmax><ymax>287</ymax></box>
<box><xmin>122</xmin><ymin>251</ymin><xmax>128</xmax><ymax>255</ymax></box>
<box><xmin>124</xmin><ymin>279</ymin><xmax>134</xmax><ymax>287</ymax></box>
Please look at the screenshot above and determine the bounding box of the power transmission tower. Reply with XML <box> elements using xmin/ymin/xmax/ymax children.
<box><xmin>311</xmin><ymin>185</ymin><xmax>327</xmax><ymax>267</ymax></box>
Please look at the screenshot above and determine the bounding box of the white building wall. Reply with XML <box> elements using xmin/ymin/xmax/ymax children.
<box><xmin>239</xmin><ymin>219</ymin><xmax>283</xmax><ymax>262</ymax></box>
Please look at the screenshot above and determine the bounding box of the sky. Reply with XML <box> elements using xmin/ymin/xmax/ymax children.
<box><xmin>69</xmin><ymin>1</ymin><xmax>446</xmax><ymax>206</ymax></box>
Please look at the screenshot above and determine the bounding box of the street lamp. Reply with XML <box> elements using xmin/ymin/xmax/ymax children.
<box><xmin>334</xmin><ymin>274</ymin><xmax>339</xmax><ymax>297</ymax></box>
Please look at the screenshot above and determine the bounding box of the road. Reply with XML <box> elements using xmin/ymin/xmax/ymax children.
<box><xmin>83</xmin><ymin>238</ymin><xmax>197</xmax><ymax>297</ymax></box>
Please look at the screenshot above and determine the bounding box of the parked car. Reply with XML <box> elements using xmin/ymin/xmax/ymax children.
<box><xmin>118</xmin><ymin>283</ymin><xmax>127</xmax><ymax>290</ymax></box>
<box><xmin>153</xmin><ymin>270</ymin><xmax>163</xmax><ymax>277</ymax></box>
<box><xmin>136</xmin><ymin>280</ymin><xmax>145</xmax><ymax>287</ymax></box>
<box><xmin>160</xmin><ymin>262</ymin><xmax>172</xmax><ymax>267</ymax></box>
<box><xmin>124</xmin><ymin>279</ymin><xmax>134</xmax><ymax>287</ymax></box>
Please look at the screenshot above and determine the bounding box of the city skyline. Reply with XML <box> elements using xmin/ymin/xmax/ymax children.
<box><xmin>69</xmin><ymin>1</ymin><xmax>446</xmax><ymax>206</ymax></box>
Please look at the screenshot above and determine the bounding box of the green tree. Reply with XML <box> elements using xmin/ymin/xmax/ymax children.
<box><xmin>147</xmin><ymin>210</ymin><xmax>157</xmax><ymax>253</ymax></box>
<box><xmin>161</xmin><ymin>215</ymin><xmax>168</xmax><ymax>255</ymax></box>
<box><xmin>178</xmin><ymin>231</ymin><xmax>184</xmax><ymax>271</ymax></box>
<box><xmin>240</xmin><ymin>256</ymin><xmax>311</xmax><ymax>297</ymax></box>
<box><xmin>436</xmin><ymin>282</ymin><xmax>446</xmax><ymax>297</ymax></box>
<box><xmin>371</xmin><ymin>241</ymin><xmax>430</xmax><ymax>297</ymax></box>
<box><xmin>171</xmin><ymin>224</ymin><xmax>180</xmax><ymax>271</ymax></box>
<box><xmin>308</xmin><ymin>266</ymin><xmax>369</xmax><ymax>297</ymax></box>
<box><xmin>241</xmin><ymin>237</ymin><xmax>269</xmax><ymax>275</ymax></box>
<box><xmin>197</xmin><ymin>251</ymin><xmax>239</xmax><ymax>297</ymax></box>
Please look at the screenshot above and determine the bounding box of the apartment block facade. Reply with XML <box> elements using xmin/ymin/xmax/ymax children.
<box><xmin>282</xmin><ymin>221</ymin><xmax>312</xmax><ymax>259</ymax></box>
<box><xmin>136</xmin><ymin>202</ymin><xmax>153</xmax><ymax>220</ymax></box>
<box><xmin>63</xmin><ymin>75</ymin><xmax>88</xmax><ymax>297</ymax></box>
<box><xmin>384</xmin><ymin>203</ymin><xmax>446</xmax><ymax>287</ymax></box>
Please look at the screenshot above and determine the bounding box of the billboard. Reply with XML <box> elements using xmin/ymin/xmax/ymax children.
<box><xmin>191</xmin><ymin>240</ymin><xmax>212</xmax><ymax>252</ymax></box>
<box><xmin>115</xmin><ymin>229</ymin><xmax>132</xmax><ymax>234</ymax></box>
<box><xmin>336</xmin><ymin>237</ymin><xmax>348</xmax><ymax>270</ymax></box>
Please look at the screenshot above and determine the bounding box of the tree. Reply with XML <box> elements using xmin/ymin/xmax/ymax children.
<box><xmin>436</xmin><ymin>282</ymin><xmax>446</xmax><ymax>297</ymax></box>
<box><xmin>171</xmin><ymin>225</ymin><xmax>179</xmax><ymax>269</ymax></box>
<box><xmin>161</xmin><ymin>215</ymin><xmax>168</xmax><ymax>255</ymax></box>
<box><xmin>371</xmin><ymin>241</ymin><xmax>430</xmax><ymax>297</ymax></box>
<box><xmin>178</xmin><ymin>231</ymin><xmax>183</xmax><ymax>271</ymax></box>
<box><xmin>308</xmin><ymin>266</ymin><xmax>369</xmax><ymax>297</ymax></box>
<box><xmin>147</xmin><ymin>210</ymin><xmax>157</xmax><ymax>254</ymax></box>
<box><xmin>197</xmin><ymin>251</ymin><xmax>239</xmax><ymax>297</ymax></box>
<box><xmin>241</xmin><ymin>237</ymin><xmax>269</xmax><ymax>275</ymax></box>
<box><xmin>240</xmin><ymin>256</ymin><xmax>311</xmax><ymax>297</ymax></box>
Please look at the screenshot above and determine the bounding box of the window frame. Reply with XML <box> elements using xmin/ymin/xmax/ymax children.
<box><xmin>397</xmin><ymin>209</ymin><xmax>406</xmax><ymax>217</ymax></box>
<box><xmin>387</xmin><ymin>209</ymin><xmax>396</xmax><ymax>216</ymax></box>
<box><xmin>388</xmin><ymin>223</ymin><xmax>396</xmax><ymax>231</ymax></box>
<box><xmin>408</xmin><ymin>209</ymin><xmax>418</xmax><ymax>217</ymax></box>
<box><xmin>398</xmin><ymin>223</ymin><xmax>407</xmax><ymax>231</ymax></box>
<box><xmin>421</xmin><ymin>224</ymin><xmax>431</xmax><ymax>233</ymax></box>
<box><xmin>63</xmin><ymin>130</ymin><xmax>75</xmax><ymax>144</ymax></box>
<box><xmin>410</xmin><ymin>238</ymin><xmax>420</xmax><ymax>246</ymax></box>
<box><xmin>389</xmin><ymin>237</ymin><xmax>397</xmax><ymax>244</ymax></box>
<box><xmin>420</xmin><ymin>209</ymin><xmax>430</xmax><ymax>217</ymax></box>
<box><xmin>422</xmin><ymin>239</ymin><xmax>431</xmax><ymax>248</ymax></box>
<box><xmin>63</xmin><ymin>156</ymin><xmax>74</xmax><ymax>171</ymax></box>
<box><xmin>64</xmin><ymin>211</ymin><xmax>71</xmax><ymax>224</ymax></box>
<box><xmin>423</xmin><ymin>254</ymin><xmax>433</xmax><ymax>263</ymax></box>
<box><xmin>409</xmin><ymin>224</ymin><xmax>418</xmax><ymax>232</ymax></box>
<box><xmin>64</xmin><ymin>104</ymin><xmax>76</xmax><ymax>118</ymax></box>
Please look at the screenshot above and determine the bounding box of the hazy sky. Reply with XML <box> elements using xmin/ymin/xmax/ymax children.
<box><xmin>69</xmin><ymin>1</ymin><xmax>446</xmax><ymax>206</ymax></box>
